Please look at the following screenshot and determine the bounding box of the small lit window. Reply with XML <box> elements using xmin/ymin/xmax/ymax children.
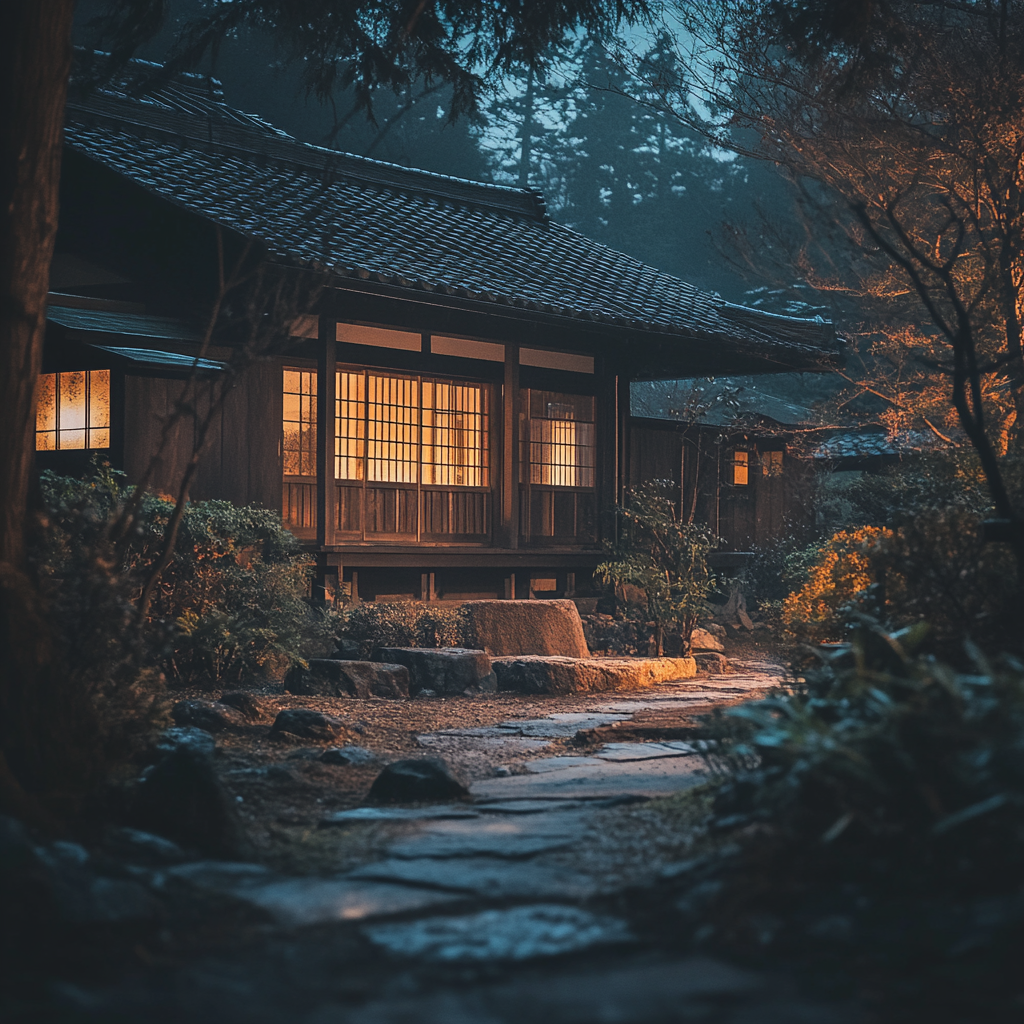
<box><xmin>35</xmin><ymin>369</ymin><xmax>110</xmax><ymax>450</ymax></box>
<box><xmin>730</xmin><ymin>450</ymin><xmax>749</xmax><ymax>486</ymax></box>
<box><xmin>525</xmin><ymin>391</ymin><xmax>595</xmax><ymax>488</ymax></box>
<box><xmin>762</xmin><ymin>450</ymin><xmax>784</xmax><ymax>477</ymax></box>
<box><xmin>283</xmin><ymin>368</ymin><xmax>317</xmax><ymax>476</ymax></box>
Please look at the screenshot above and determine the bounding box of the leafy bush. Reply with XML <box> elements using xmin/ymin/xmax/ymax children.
<box><xmin>780</xmin><ymin>526</ymin><xmax>891</xmax><ymax>642</ymax></box>
<box><xmin>692</xmin><ymin>619</ymin><xmax>1024</xmax><ymax>1013</ymax></box>
<box><xmin>339</xmin><ymin>602</ymin><xmax>468</xmax><ymax>656</ymax></box>
<box><xmin>742</xmin><ymin>534</ymin><xmax>826</xmax><ymax>605</ymax></box>
<box><xmin>37</xmin><ymin>468</ymin><xmax>334</xmax><ymax>690</ymax></box>
<box><xmin>596</xmin><ymin>480</ymin><xmax>718</xmax><ymax>655</ymax></box>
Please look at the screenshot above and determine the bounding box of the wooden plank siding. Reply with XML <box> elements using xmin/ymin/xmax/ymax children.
<box><xmin>625</xmin><ymin>418</ymin><xmax>807</xmax><ymax>551</ymax></box>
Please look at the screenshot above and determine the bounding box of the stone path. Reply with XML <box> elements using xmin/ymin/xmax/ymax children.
<box><xmin>53</xmin><ymin>660</ymin><xmax>863</xmax><ymax>1022</ymax></box>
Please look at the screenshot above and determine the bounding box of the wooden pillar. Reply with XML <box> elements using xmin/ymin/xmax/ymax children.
<box><xmin>316</xmin><ymin>313</ymin><xmax>336</xmax><ymax>550</ymax></box>
<box><xmin>595</xmin><ymin>356</ymin><xmax>619</xmax><ymax>542</ymax></box>
<box><xmin>500</xmin><ymin>343</ymin><xmax>520</xmax><ymax>549</ymax></box>
<box><xmin>617</xmin><ymin>371</ymin><xmax>631</xmax><ymax>506</ymax></box>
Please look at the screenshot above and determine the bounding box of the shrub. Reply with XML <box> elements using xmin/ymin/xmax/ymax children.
<box><xmin>596</xmin><ymin>480</ymin><xmax>718</xmax><ymax>655</ymax></box>
<box><xmin>780</xmin><ymin>526</ymin><xmax>891</xmax><ymax>642</ymax></box>
<box><xmin>37</xmin><ymin>468</ymin><xmax>335</xmax><ymax>690</ymax></box>
<box><xmin>742</xmin><ymin>534</ymin><xmax>826</xmax><ymax>606</ymax></box>
<box><xmin>694</xmin><ymin>619</ymin><xmax>1024</xmax><ymax>1012</ymax></box>
<box><xmin>339</xmin><ymin>602</ymin><xmax>469</xmax><ymax>656</ymax></box>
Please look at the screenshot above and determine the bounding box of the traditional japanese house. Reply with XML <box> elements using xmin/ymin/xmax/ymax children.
<box><xmin>39</xmin><ymin>62</ymin><xmax>841</xmax><ymax>601</ymax></box>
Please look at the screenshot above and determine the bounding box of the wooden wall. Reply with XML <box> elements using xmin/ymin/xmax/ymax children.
<box><xmin>626</xmin><ymin>419</ymin><xmax>806</xmax><ymax>550</ymax></box>
<box><xmin>123</xmin><ymin>360</ymin><xmax>281</xmax><ymax>511</ymax></box>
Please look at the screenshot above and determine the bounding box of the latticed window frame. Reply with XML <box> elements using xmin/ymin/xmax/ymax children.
<box><xmin>35</xmin><ymin>368</ymin><xmax>112</xmax><ymax>451</ymax></box>
<box><xmin>523</xmin><ymin>389</ymin><xmax>596</xmax><ymax>490</ymax></box>
<box><xmin>282</xmin><ymin>368</ymin><xmax>318</xmax><ymax>478</ymax></box>
<box><xmin>335</xmin><ymin>368</ymin><xmax>490</xmax><ymax>489</ymax></box>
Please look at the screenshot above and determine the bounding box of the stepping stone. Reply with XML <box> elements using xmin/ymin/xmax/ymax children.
<box><xmin>165</xmin><ymin>861</ymin><xmax>457</xmax><ymax>926</ymax></box>
<box><xmin>385</xmin><ymin>813</ymin><xmax>586</xmax><ymax>859</ymax></box>
<box><xmin>347</xmin><ymin>857</ymin><xmax>598</xmax><ymax>899</ymax></box>
<box><xmin>363</xmin><ymin>904</ymin><xmax>632</xmax><ymax>962</ymax></box>
<box><xmin>320</xmin><ymin>806</ymin><xmax>480</xmax><ymax>824</ymax></box>
<box><xmin>526</xmin><ymin>756</ymin><xmax>607</xmax><ymax>774</ymax></box>
<box><xmin>470</xmin><ymin>757</ymin><xmax>706</xmax><ymax>801</ymax></box>
<box><xmin>594</xmin><ymin>741</ymin><xmax>697</xmax><ymax>761</ymax></box>
<box><xmin>375</xmin><ymin>647</ymin><xmax>496</xmax><ymax>695</ymax></box>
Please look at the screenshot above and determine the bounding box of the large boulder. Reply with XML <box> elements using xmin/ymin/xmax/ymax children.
<box><xmin>493</xmin><ymin>656</ymin><xmax>697</xmax><ymax>695</ymax></box>
<box><xmin>462</xmin><ymin>600</ymin><xmax>590</xmax><ymax>658</ymax></box>
<box><xmin>375</xmin><ymin>647</ymin><xmax>496</xmax><ymax>695</ymax></box>
<box><xmin>270</xmin><ymin>708</ymin><xmax>349</xmax><ymax>742</ymax></box>
<box><xmin>367</xmin><ymin>758</ymin><xmax>469</xmax><ymax>803</ymax></box>
<box><xmin>285</xmin><ymin>659</ymin><xmax>410</xmax><ymax>699</ymax></box>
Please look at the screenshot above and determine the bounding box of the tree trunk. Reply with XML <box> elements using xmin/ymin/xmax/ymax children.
<box><xmin>0</xmin><ymin>1</ymin><xmax>83</xmax><ymax>822</ymax></box>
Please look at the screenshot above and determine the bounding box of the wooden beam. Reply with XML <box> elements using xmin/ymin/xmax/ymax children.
<box><xmin>316</xmin><ymin>313</ymin><xmax>336</xmax><ymax>548</ymax></box>
<box><xmin>500</xmin><ymin>343</ymin><xmax>520</xmax><ymax>548</ymax></box>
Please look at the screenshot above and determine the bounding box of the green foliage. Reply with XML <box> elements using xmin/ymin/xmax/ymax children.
<box><xmin>37</xmin><ymin>468</ymin><xmax>334</xmax><ymax>690</ymax></box>
<box><xmin>742</xmin><ymin>534</ymin><xmax>825</xmax><ymax>605</ymax></box>
<box><xmin>596</xmin><ymin>480</ymin><xmax>717</xmax><ymax>654</ymax></box>
<box><xmin>699</xmin><ymin>618</ymin><xmax>1024</xmax><ymax>992</ymax></box>
<box><xmin>339</xmin><ymin>602</ymin><xmax>469</xmax><ymax>657</ymax></box>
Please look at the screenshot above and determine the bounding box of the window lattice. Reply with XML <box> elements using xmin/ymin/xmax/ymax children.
<box><xmin>422</xmin><ymin>380</ymin><xmax>488</xmax><ymax>487</ymax></box>
<box><xmin>368</xmin><ymin>374</ymin><xmax>419</xmax><ymax>483</ymax></box>
<box><xmin>335</xmin><ymin>371</ymin><xmax>365</xmax><ymax>480</ymax></box>
<box><xmin>283</xmin><ymin>369</ymin><xmax>317</xmax><ymax>476</ymax></box>
<box><xmin>35</xmin><ymin>369</ymin><xmax>110</xmax><ymax>451</ymax></box>
<box><xmin>526</xmin><ymin>391</ymin><xmax>595</xmax><ymax>488</ymax></box>
<box><xmin>335</xmin><ymin>371</ymin><xmax>488</xmax><ymax>488</ymax></box>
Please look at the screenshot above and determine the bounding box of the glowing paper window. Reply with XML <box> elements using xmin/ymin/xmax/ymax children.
<box><xmin>35</xmin><ymin>369</ymin><xmax>110</xmax><ymax>450</ymax></box>
<box><xmin>283</xmin><ymin>369</ymin><xmax>317</xmax><ymax>476</ymax></box>
<box><xmin>422</xmin><ymin>380</ymin><xmax>489</xmax><ymax>487</ymax></box>
<box><xmin>730</xmin><ymin>450</ymin><xmax>749</xmax><ymax>486</ymax></box>
<box><xmin>334</xmin><ymin>371</ymin><xmax>489</xmax><ymax>487</ymax></box>
<box><xmin>335</xmin><ymin>371</ymin><xmax>366</xmax><ymax>480</ymax></box>
<box><xmin>368</xmin><ymin>374</ymin><xmax>419</xmax><ymax>483</ymax></box>
<box><xmin>526</xmin><ymin>391</ymin><xmax>595</xmax><ymax>488</ymax></box>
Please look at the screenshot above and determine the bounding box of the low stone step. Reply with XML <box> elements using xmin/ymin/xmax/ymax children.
<box><xmin>492</xmin><ymin>656</ymin><xmax>697</xmax><ymax>695</ymax></box>
<box><xmin>285</xmin><ymin>659</ymin><xmax>410</xmax><ymax>699</ymax></box>
<box><xmin>376</xmin><ymin>647</ymin><xmax>497</xmax><ymax>695</ymax></box>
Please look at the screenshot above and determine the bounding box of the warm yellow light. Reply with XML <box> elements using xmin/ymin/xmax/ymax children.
<box><xmin>35</xmin><ymin>369</ymin><xmax>110</xmax><ymax>451</ymax></box>
<box><xmin>732</xmin><ymin>450</ymin><xmax>749</xmax><ymax>486</ymax></box>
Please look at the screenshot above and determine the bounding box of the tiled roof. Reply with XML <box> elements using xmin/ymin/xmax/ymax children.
<box><xmin>63</xmin><ymin>62</ymin><xmax>841</xmax><ymax>363</ymax></box>
<box><xmin>46</xmin><ymin>305</ymin><xmax>200</xmax><ymax>342</ymax></box>
<box><xmin>813</xmin><ymin>430</ymin><xmax>950</xmax><ymax>460</ymax></box>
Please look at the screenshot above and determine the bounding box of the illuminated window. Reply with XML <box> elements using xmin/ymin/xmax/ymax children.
<box><xmin>35</xmin><ymin>369</ymin><xmax>110</xmax><ymax>450</ymax></box>
<box><xmin>762</xmin><ymin>450</ymin><xmax>784</xmax><ymax>477</ymax></box>
<box><xmin>283</xmin><ymin>369</ymin><xmax>317</xmax><ymax>476</ymax></box>
<box><xmin>335</xmin><ymin>371</ymin><xmax>489</xmax><ymax>487</ymax></box>
<box><xmin>730</xmin><ymin>450</ymin><xmax>749</xmax><ymax>486</ymax></box>
<box><xmin>422</xmin><ymin>380</ymin><xmax>488</xmax><ymax>487</ymax></box>
<box><xmin>526</xmin><ymin>391</ymin><xmax>595</xmax><ymax>488</ymax></box>
<box><xmin>368</xmin><ymin>374</ymin><xmax>419</xmax><ymax>483</ymax></box>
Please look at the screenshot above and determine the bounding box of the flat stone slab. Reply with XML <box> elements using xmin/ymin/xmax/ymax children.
<box><xmin>363</xmin><ymin>904</ymin><xmax>632</xmax><ymax>962</ymax></box>
<box><xmin>285</xmin><ymin>660</ymin><xmax>410</xmax><ymax>699</ymax></box>
<box><xmin>461</xmin><ymin>599</ymin><xmax>590</xmax><ymax>658</ymax></box>
<box><xmin>165</xmin><ymin>862</ymin><xmax>457</xmax><ymax>926</ymax></box>
<box><xmin>320</xmin><ymin>806</ymin><xmax>480</xmax><ymax>824</ymax></box>
<box><xmin>471</xmin><ymin>756</ymin><xmax>706</xmax><ymax>801</ymax></box>
<box><xmin>347</xmin><ymin>856</ymin><xmax>598</xmax><ymax>899</ymax></box>
<box><xmin>376</xmin><ymin>647</ymin><xmax>496</xmax><ymax>695</ymax></box>
<box><xmin>594</xmin><ymin>741</ymin><xmax>698</xmax><ymax>761</ymax></box>
<box><xmin>493</xmin><ymin>655</ymin><xmax>697</xmax><ymax>695</ymax></box>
